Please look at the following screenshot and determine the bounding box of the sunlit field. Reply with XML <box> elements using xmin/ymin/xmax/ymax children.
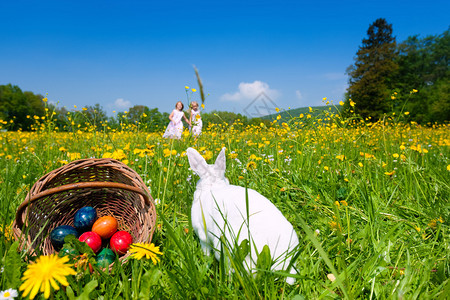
<box><xmin>1</xmin><ymin>103</ymin><xmax>449</xmax><ymax>299</ymax></box>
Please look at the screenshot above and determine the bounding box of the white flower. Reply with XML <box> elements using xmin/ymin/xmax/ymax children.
<box><xmin>154</xmin><ymin>198</ymin><xmax>161</xmax><ymax>205</ymax></box>
<box><xmin>0</xmin><ymin>288</ymin><xmax>18</xmax><ymax>299</ymax></box>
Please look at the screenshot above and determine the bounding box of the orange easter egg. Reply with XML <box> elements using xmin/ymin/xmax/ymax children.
<box><xmin>92</xmin><ymin>216</ymin><xmax>118</xmax><ymax>239</ymax></box>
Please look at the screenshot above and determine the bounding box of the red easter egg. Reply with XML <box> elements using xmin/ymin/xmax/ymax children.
<box><xmin>79</xmin><ymin>231</ymin><xmax>102</xmax><ymax>253</ymax></box>
<box><xmin>92</xmin><ymin>216</ymin><xmax>118</xmax><ymax>239</ymax></box>
<box><xmin>110</xmin><ymin>231</ymin><xmax>133</xmax><ymax>255</ymax></box>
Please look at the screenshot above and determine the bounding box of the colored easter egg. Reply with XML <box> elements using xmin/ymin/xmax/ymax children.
<box><xmin>73</xmin><ymin>206</ymin><xmax>97</xmax><ymax>232</ymax></box>
<box><xmin>96</xmin><ymin>248</ymin><xmax>116</xmax><ymax>268</ymax></box>
<box><xmin>96</xmin><ymin>255</ymin><xmax>115</xmax><ymax>268</ymax></box>
<box><xmin>50</xmin><ymin>225</ymin><xmax>79</xmax><ymax>251</ymax></box>
<box><xmin>92</xmin><ymin>216</ymin><xmax>118</xmax><ymax>239</ymax></box>
<box><xmin>79</xmin><ymin>231</ymin><xmax>102</xmax><ymax>253</ymax></box>
<box><xmin>110</xmin><ymin>231</ymin><xmax>133</xmax><ymax>255</ymax></box>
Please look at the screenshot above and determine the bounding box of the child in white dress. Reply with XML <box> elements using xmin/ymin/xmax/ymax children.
<box><xmin>163</xmin><ymin>101</ymin><xmax>191</xmax><ymax>139</ymax></box>
<box><xmin>190</xmin><ymin>101</ymin><xmax>202</xmax><ymax>137</ymax></box>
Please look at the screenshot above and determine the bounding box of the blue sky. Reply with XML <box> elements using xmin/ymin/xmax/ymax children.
<box><xmin>1</xmin><ymin>0</ymin><xmax>448</xmax><ymax>117</ymax></box>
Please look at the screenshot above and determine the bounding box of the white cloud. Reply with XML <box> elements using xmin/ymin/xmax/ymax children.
<box><xmin>295</xmin><ymin>90</ymin><xmax>302</xmax><ymax>100</ymax></box>
<box><xmin>108</xmin><ymin>98</ymin><xmax>132</xmax><ymax>112</ymax></box>
<box><xmin>221</xmin><ymin>81</ymin><xmax>280</xmax><ymax>102</ymax></box>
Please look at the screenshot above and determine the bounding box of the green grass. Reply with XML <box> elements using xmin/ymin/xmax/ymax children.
<box><xmin>0</xmin><ymin>107</ymin><xmax>449</xmax><ymax>299</ymax></box>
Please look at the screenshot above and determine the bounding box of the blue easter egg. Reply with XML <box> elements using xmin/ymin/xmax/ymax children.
<box><xmin>73</xmin><ymin>206</ymin><xmax>97</xmax><ymax>232</ymax></box>
<box><xmin>50</xmin><ymin>225</ymin><xmax>79</xmax><ymax>250</ymax></box>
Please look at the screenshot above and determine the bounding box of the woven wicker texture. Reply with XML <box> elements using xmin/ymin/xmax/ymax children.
<box><xmin>13</xmin><ymin>158</ymin><xmax>156</xmax><ymax>260</ymax></box>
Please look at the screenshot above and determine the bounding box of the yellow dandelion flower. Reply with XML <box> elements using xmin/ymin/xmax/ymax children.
<box><xmin>309</xmin><ymin>107</ymin><xmax>313</xmax><ymax>113</ymax></box>
<box><xmin>358</xmin><ymin>162</ymin><xmax>363</xmax><ymax>167</ymax></box>
<box><xmin>201</xmin><ymin>103</ymin><xmax>205</xmax><ymax>109</ymax></box>
<box><xmin>163</xmin><ymin>148</ymin><xmax>171</xmax><ymax>157</ymax></box>
<box><xmin>428</xmin><ymin>219</ymin><xmax>437</xmax><ymax>229</ymax></box>
<box><xmin>404</xmin><ymin>112</ymin><xmax>409</xmax><ymax>115</ymax></box>
<box><xmin>185</xmin><ymin>86</ymin><xmax>189</xmax><ymax>89</ymax></box>
<box><xmin>246</xmin><ymin>161</ymin><xmax>257</xmax><ymax>170</ymax></box>
<box><xmin>340</xmin><ymin>200</ymin><xmax>348</xmax><ymax>206</ymax></box>
<box><xmin>384</xmin><ymin>170</ymin><xmax>395</xmax><ymax>176</ymax></box>
<box><xmin>192</xmin><ymin>88</ymin><xmax>197</xmax><ymax>92</ymax></box>
<box><xmin>335</xmin><ymin>154</ymin><xmax>345</xmax><ymax>161</ymax></box>
<box><xmin>392</xmin><ymin>153</ymin><xmax>399</xmax><ymax>158</ymax></box>
<box><xmin>20</xmin><ymin>255</ymin><xmax>76</xmax><ymax>299</ymax></box>
<box><xmin>349</xmin><ymin>99</ymin><xmax>355</xmax><ymax>107</ymax></box>
<box><xmin>129</xmin><ymin>243</ymin><xmax>163</xmax><ymax>264</ymax></box>
<box><xmin>324</xmin><ymin>166</ymin><xmax>329</xmax><ymax>171</ymax></box>
<box><xmin>339</xmin><ymin>101</ymin><xmax>344</xmax><ymax>106</ymax></box>
<box><xmin>42</xmin><ymin>97</ymin><xmax>48</xmax><ymax>102</ymax></box>
<box><xmin>276</xmin><ymin>115</ymin><xmax>281</xmax><ymax>120</ymax></box>
<box><xmin>0</xmin><ymin>221</ymin><xmax>13</xmax><ymax>242</ymax></box>
<box><xmin>275</xmin><ymin>107</ymin><xmax>280</xmax><ymax>112</ymax></box>
<box><xmin>329</xmin><ymin>220</ymin><xmax>342</xmax><ymax>232</ymax></box>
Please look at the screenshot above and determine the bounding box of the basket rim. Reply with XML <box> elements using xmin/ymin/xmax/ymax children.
<box><xmin>15</xmin><ymin>181</ymin><xmax>152</xmax><ymax>229</ymax></box>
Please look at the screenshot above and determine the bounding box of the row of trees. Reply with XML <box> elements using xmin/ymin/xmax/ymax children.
<box><xmin>2</xmin><ymin>21</ymin><xmax>447</xmax><ymax>129</ymax></box>
<box><xmin>345</xmin><ymin>18</ymin><xmax>449</xmax><ymax>123</ymax></box>
<box><xmin>0</xmin><ymin>84</ymin><xmax>268</xmax><ymax>131</ymax></box>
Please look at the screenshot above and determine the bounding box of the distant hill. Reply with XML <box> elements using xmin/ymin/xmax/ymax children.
<box><xmin>260</xmin><ymin>105</ymin><xmax>340</xmax><ymax>121</ymax></box>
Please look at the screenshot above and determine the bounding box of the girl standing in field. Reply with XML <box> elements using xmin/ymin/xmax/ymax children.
<box><xmin>163</xmin><ymin>101</ymin><xmax>190</xmax><ymax>139</ymax></box>
<box><xmin>190</xmin><ymin>101</ymin><xmax>203</xmax><ymax>136</ymax></box>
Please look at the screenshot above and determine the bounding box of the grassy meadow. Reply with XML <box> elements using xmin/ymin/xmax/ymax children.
<box><xmin>0</xmin><ymin>102</ymin><xmax>449</xmax><ymax>299</ymax></box>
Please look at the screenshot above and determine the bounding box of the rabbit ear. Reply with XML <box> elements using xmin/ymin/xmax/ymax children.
<box><xmin>186</xmin><ymin>147</ymin><xmax>209</xmax><ymax>177</ymax></box>
<box><xmin>214</xmin><ymin>147</ymin><xmax>226</xmax><ymax>175</ymax></box>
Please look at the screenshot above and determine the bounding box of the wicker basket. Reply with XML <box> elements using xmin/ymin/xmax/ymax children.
<box><xmin>12</xmin><ymin>158</ymin><xmax>157</xmax><ymax>261</ymax></box>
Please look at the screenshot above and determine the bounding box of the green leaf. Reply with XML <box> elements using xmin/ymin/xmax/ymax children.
<box><xmin>256</xmin><ymin>245</ymin><xmax>272</xmax><ymax>271</ymax></box>
<box><xmin>64</xmin><ymin>234</ymin><xmax>95</xmax><ymax>256</ymax></box>
<box><xmin>4</xmin><ymin>241</ymin><xmax>23</xmax><ymax>288</ymax></box>
<box><xmin>236</xmin><ymin>238</ymin><xmax>249</xmax><ymax>263</ymax></box>
<box><xmin>75</xmin><ymin>279</ymin><xmax>98</xmax><ymax>300</ymax></box>
<box><xmin>138</xmin><ymin>269</ymin><xmax>162</xmax><ymax>299</ymax></box>
<box><xmin>66</xmin><ymin>286</ymin><xmax>76</xmax><ymax>300</ymax></box>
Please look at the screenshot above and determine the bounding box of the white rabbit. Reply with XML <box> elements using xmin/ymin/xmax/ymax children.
<box><xmin>186</xmin><ymin>147</ymin><xmax>299</xmax><ymax>284</ymax></box>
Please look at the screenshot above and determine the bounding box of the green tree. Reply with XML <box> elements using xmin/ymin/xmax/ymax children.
<box><xmin>128</xmin><ymin>105</ymin><xmax>151</xmax><ymax>125</ymax></box>
<box><xmin>346</xmin><ymin>18</ymin><xmax>398</xmax><ymax>120</ymax></box>
<box><xmin>0</xmin><ymin>84</ymin><xmax>45</xmax><ymax>130</ymax></box>
<box><xmin>394</xmin><ymin>29</ymin><xmax>449</xmax><ymax>123</ymax></box>
<box><xmin>47</xmin><ymin>103</ymin><xmax>70</xmax><ymax>131</ymax></box>
<box><xmin>202</xmin><ymin>110</ymin><xmax>249</xmax><ymax>126</ymax></box>
<box><xmin>81</xmin><ymin>103</ymin><xmax>108</xmax><ymax>129</ymax></box>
